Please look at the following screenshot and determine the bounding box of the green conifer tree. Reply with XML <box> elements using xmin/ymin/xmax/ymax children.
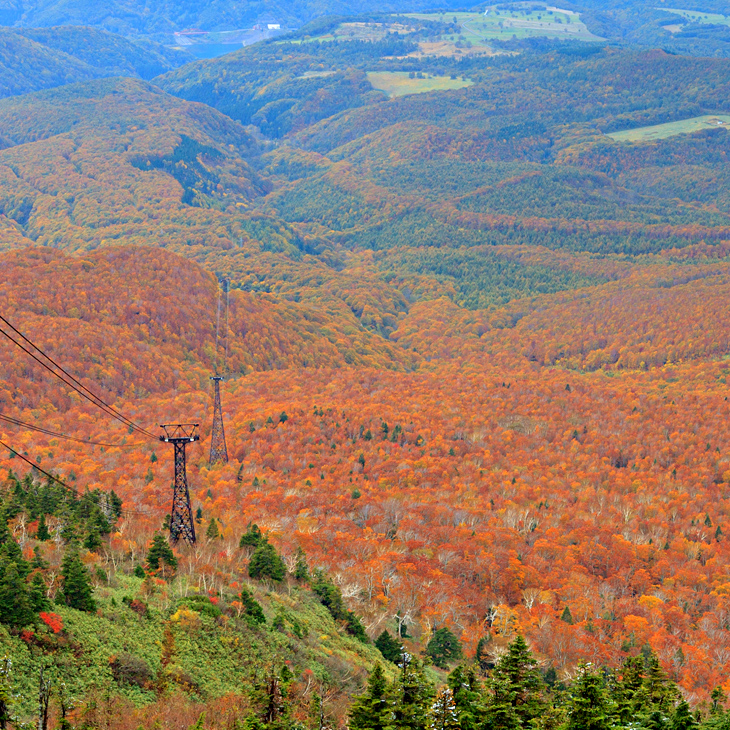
<box><xmin>485</xmin><ymin>672</ymin><xmax>520</xmax><ymax>730</ymax></box>
<box><xmin>615</xmin><ymin>655</ymin><xmax>645</xmax><ymax>723</ymax></box>
<box><xmin>387</xmin><ymin>656</ymin><xmax>433</xmax><ymax>730</ymax></box>
<box><xmin>83</xmin><ymin>528</ymin><xmax>102</xmax><ymax>553</ymax></box>
<box><xmin>248</xmin><ymin>542</ymin><xmax>286</xmax><ymax>582</ymax></box>
<box><xmin>0</xmin><ymin>561</ymin><xmax>33</xmax><ymax>627</ymax></box>
<box><xmin>206</xmin><ymin>518</ymin><xmax>220</xmax><ymax>541</ymax></box>
<box><xmin>491</xmin><ymin>634</ymin><xmax>545</xmax><ymax>727</ymax></box>
<box><xmin>426</xmin><ymin>626</ymin><xmax>462</xmax><ymax>669</ymax></box>
<box><xmin>60</xmin><ymin>546</ymin><xmax>96</xmax><ymax>612</ymax></box>
<box><xmin>566</xmin><ymin>665</ymin><xmax>613</xmax><ymax>730</ymax></box>
<box><xmin>294</xmin><ymin>546</ymin><xmax>309</xmax><ymax>581</ymax></box>
<box><xmin>447</xmin><ymin>665</ymin><xmax>483</xmax><ymax>730</ymax></box>
<box><xmin>240</xmin><ymin>524</ymin><xmax>264</xmax><ymax>549</ymax></box>
<box><xmin>0</xmin><ymin>512</ymin><xmax>10</xmax><ymax>548</ymax></box>
<box><xmin>670</xmin><ymin>700</ymin><xmax>698</xmax><ymax>730</ymax></box>
<box><xmin>0</xmin><ymin>657</ymin><xmax>12</xmax><ymax>730</ymax></box>
<box><xmin>643</xmin><ymin>652</ymin><xmax>679</xmax><ymax>714</ymax></box>
<box><xmin>146</xmin><ymin>534</ymin><xmax>178</xmax><ymax>576</ymax></box>
<box><xmin>476</xmin><ymin>636</ymin><xmax>493</xmax><ymax>673</ymax></box>
<box><xmin>29</xmin><ymin>572</ymin><xmax>50</xmax><ymax>612</ymax></box>
<box><xmin>375</xmin><ymin>629</ymin><xmax>402</xmax><ymax>663</ymax></box>
<box><xmin>349</xmin><ymin>663</ymin><xmax>389</xmax><ymax>730</ymax></box>
<box><xmin>36</xmin><ymin>514</ymin><xmax>50</xmax><ymax>542</ymax></box>
<box><xmin>240</xmin><ymin>587</ymin><xmax>266</xmax><ymax>626</ymax></box>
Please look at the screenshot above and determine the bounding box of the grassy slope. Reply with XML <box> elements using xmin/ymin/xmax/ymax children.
<box><xmin>366</xmin><ymin>71</ymin><xmax>472</xmax><ymax>98</ymax></box>
<box><xmin>608</xmin><ymin>114</ymin><xmax>730</xmax><ymax>142</ymax></box>
<box><xmin>4</xmin><ymin>573</ymin><xmax>386</xmax><ymax>722</ymax></box>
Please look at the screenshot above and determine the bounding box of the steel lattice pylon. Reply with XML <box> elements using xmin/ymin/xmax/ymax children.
<box><xmin>209</xmin><ymin>376</ymin><xmax>228</xmax><ymax>465</ymax></box>
<box><xmin>160</xmin><ymin>424</ymin><xmax>199</xmax><ymax>545</ymax></box>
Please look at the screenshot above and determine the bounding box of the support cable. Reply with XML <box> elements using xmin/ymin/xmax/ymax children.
<box><xmin>0</xmin><ymin>316</ymin><xmax>156</xmax><ymax>440</ymax></box>
<box><xmin>0</xmin><ymin>436</ymin><xmax>150</xmax><ymax>517</ymax></box>
<box><xmin>224</xmin><ymin>280</ymin><xmax>230</xmax><ymax>377</ymax></box>
<box><xmin>214</xmin><ymin>284</ymin><xmax>222</xmax><ymax>376</ymax></box>
<box><xmin>0</xmin><ymin>414</ymin><xmax>142</xmax><ymax>448</ymax></box>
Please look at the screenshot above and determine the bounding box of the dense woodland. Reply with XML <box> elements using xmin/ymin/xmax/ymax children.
<box><xmin>3</xmin><ymin>4</ymin><xmax>730</xmax><ymax>727</ymax></box>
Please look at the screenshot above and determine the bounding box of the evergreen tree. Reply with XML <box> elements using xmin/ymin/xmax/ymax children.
<box><xmin>0</xmin><ymin>512</ymin><xmax>10</xmax><ymax>548</ymax></box>
<box><xmin>615</xmin><ymin>655</ymin><xmax>645</xmax><ymax>723</ymax></box>
<box><xmin>311</xmin><ymin>571</ymin><xmax>369</xmax><ymax>643</ymax></box>
<box><xmin>294</xmin><ymin>546</ymin><xmax>309</xmax><ymax>581</ymax></box>
<box><xmin>670</xmin><ymin>700</ymin><xmax>698</xmax><ymax>730</ymax></box>
<box><xmin>447</xmin><ymin>665</ymin><xmax>483</xmax><ymax>730</ymax></box>
<box><xmin>1</xmin><ymin>536</ymin><xmax>27</xmax><ymax>577</ymax></box>
<box><xmin>349</xmin><ymin>663</ymin><xmax>389</xmax><ymax>730</ymax></box>
<box><xmin>491</xmin><ymin>635</ymin><xmax>545</xmax><ymax>727</ymax></box>
<box><xmin>206</xmin><ymin>518</ymin><xmax>220</xmax><ymax>541</ymax></box>
<box><xmin>240</xmin><ymin>587</ymin><xmax>266</xmax><ymax>626</ymax></box>
<box><xmin>0</xmin><ymin>561</ymin><xmax>33</xmax><ymax>627</ymax></box>
<box><xmin>146</xmin><ymin>533</ymin><xmax>178</xmax><ymax>576</ymax></box>
<box><xmin>711</xmin><ymin>688</ymin><xmax>728</xmax><ymax>717</ymax></box>
<box><xmin>32</xmin><ymin>547</ymin><xmax>47</xmax><ymax>570</ymax></box>
<box><xmin>83</xmin><ymin>528</ymin><xmax>102</xmax><ymax>553</ymax></box>
<box><xmin>643</xmin><ymin>652</ymin><xmax>679</xmax><ymax>714</ymax></box>
<box><xmin>60</xmin><ymin>546</ymin><xmax>96</xmax><ymax>612</ymax></box>
<box><xmin>248</xmin><ymin>542</ymin><xmax>286</xmax><ymax>582</ymax></box>
<box><xmin>476</xmin><ymin>636</ymin><xmax>493</xmax><ymax>673</ymax></box>
<box><xmin>240</xmin><ymin>524</ymin><xmax>264</xmax><ymax>549</ymax></box>
<box><xmin>241</xmin><ymin>714</ymin><xmax>265</xmax><ymax>730</ymax></box>
<box><xmin>29</xmin><ymin>572</ymin><xmax>50</xmax><ymax>612</ymax></box>
<box><xmin>387</xmin><ymin>655</ymin><xmax>433</xmax><ymax>730</ymax></box>
<box><xmin>426</xmin><ymin>627</ymin><xmax>462</xmax><ymax>669</ymax></box>
<box><xmin>375</xmin><ymin>629</ymin><xmax>402</xmax><ymax>663</ymax></box>
<box><xmin>485</xmin><ymin>672</ymin><xmax>520</xmax><ymax>730</ymax></box>
<box><xmin>36</xmin><ymin>514</ymin><xmax>50</xmax><ymax>541</ymax></box>
<box><xmin>566</xmin><ymin>664</ymin><xmax>613</xmax><ymax>730</ymax></box>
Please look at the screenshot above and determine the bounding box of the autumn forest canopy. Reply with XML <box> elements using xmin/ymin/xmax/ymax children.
<box><xmin>3</xmin><ymin>0</ymin><xmax>730</xmax><ymax>727</ymax></box>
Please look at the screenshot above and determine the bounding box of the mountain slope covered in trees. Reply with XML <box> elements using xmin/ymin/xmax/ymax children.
<box><xmin>4</xmin><ymin>14</ymin><xmax>730</xmax><ymax>728</ymax></box>
<box><xmin>0</xmin><ymin>27</ymin><xmax>189</xmax><ymax>98</ymax></box>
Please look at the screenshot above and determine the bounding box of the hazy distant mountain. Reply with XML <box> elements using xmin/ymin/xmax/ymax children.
<box><xmin>0</xmin><ymin>0</ymin><xmax>468</xmax><ymax>39</ymax></box>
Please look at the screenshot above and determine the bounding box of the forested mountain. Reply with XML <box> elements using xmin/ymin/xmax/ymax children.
<box><xmin>5</xmin><ymin>6</ymin><xmax>730</xmax><ymax>727</ymax></box>
<box><xmin>0</xmin><ymin>0</ymin><xmax>466</xmax><ymax>39</ymax></box>
<box><xmin>0</xmin><ymin>26</ymin><xmax>189</xmax><ymax>98</ymax></box>
<box><xmin>578</xmin><ymin>0</ymin><xmax>730</xmax><ymax>57</ymax></box>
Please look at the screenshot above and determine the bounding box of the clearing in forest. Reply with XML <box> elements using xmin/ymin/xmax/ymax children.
<box><xmin>366</xmin><ymin>71</ymin><xmax>473</xmax><ymax>98</ymax></box>
<box><xmin>404</xmin><ymin>7</ymin><xmax>603</xmax><ymax>43</ymax></box>
<box><xmin>608</xmin><ymin>114</ymin><xmax>730</xmax><ymax>143</ymax></box>
<box><xmin>662</xmin><ymin>8</ymin><xmax>730</xmax><ymax>26</ymax></box>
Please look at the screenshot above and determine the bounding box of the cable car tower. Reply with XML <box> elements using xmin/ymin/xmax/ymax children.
<box><xmin>160</xmin><ymin>424</ymin><xmax>199</xmax><ymax>545</ymax></box>
<box><xmin>209</xmin><ymin>376</ymin><xmax>228</xmax><ymax>464</ymax></box>
<box><xmin>209</xmin><ymin>278</ymin><xmax>229</xmax><ymax>465</ymax></box>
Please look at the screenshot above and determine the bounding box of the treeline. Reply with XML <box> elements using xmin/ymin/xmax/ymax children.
<box><xmin>0</xmin><ymin>470</ymin><xmax>121</xmax><ymax>628</ymax></box>
<box><xmin>349</xmin><ymin>636</ymin><xmax>729</xmax><ymax>730</ymax></box>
